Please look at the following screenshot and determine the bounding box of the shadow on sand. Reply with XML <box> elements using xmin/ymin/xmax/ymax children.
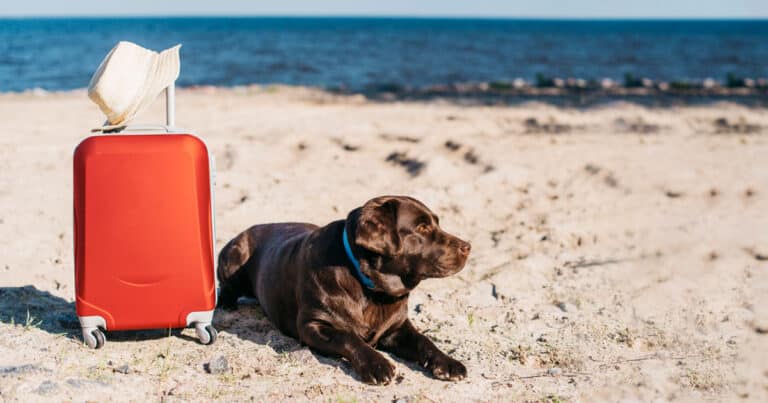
<box><xmin>0</xmin><ymin>285</ymin><xmax>79</xmax><ymax>337</ymax></box>
<box><xmin>0</xmin><ymin>286</ymin><xmax>420</xmax><ymax>381</ymax></box>
<box><xmin>0</xmin><ymin>285</ymin><xmax>192</xmax><ymax>344</ymax></box>
<box><xmin>216</xmin><ymin>299</ymin><xmax>441</xmax><ymax>383</ymax></box>
<box><xmin>214</xmin><ymin>299</ymin><xmax>363</xmax><ymax>380</ymax></box>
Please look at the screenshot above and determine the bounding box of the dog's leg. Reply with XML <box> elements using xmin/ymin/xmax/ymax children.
<box><xmin>379</xmin><ymin>319</ymin><xmax>466</xmax><ymax>381</ymax></box>
<box><xmin>298</xmin><ymin>320</ymin><xmax>395</xmax><ymax>385</ymax></box>
<box><xmin>216</xmin><ymin>232</ymin><xmax>253</xmax><ymax>310</ymax></box>
<box><xmin>218</xmin><ymin>278</ymin><xmax>246</xmax><ymax>310</ymax></box>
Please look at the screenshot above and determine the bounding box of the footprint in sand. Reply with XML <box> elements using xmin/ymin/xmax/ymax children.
<box><xmin>713</xmin><ymin>117</ymin><xmax>762</xmax><ymax>134</ymax></box>
<box><xmin>584</xmin><ymin>163</ymin><xmax>621</xmax><ymax>189</ymax></box>
<box><xmin>385</xmin><ymin>151</ymin><xmax>426</xmax><ymax>177</ymax></box>
<box><xmin>379</xmin><ymin>133</ymin><xmax>421</xmax><ymax>143</ymax></box>
<box><xmin>523</xmin><ymin>117</ymin><xmax>572</xmax><ymax>134</ymax></box>
<box><xmin>221</xmin><ymin>144</ymin><xmax>237</xmax><ymax>171</ymax></box>
<box><xmin>331</xmin><ymin>137</ymin><xmax>360</xmax><ymax>152</ymax></box>
<box><xmin>237</xmin><ymin>191</ymin><xmax>250</xmax><ymax>205</ymax></box>
<box><xmin>615</xmin><ymin>117</ymin><xmax>661</xmax><ymax>134</ymax></box>
<box><xmin>743</xmin><ymin>247</ymin><xmax>768</xmax><ymax>261</ymax></box>
<box><xmin>443</xmin><ymin>139</ymin><xmax>495</xmax><ymax>172</ymax></box>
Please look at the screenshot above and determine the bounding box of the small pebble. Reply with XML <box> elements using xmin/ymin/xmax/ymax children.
<box><xmin>205</xmin><ymin>355</ymin><xmax>229</xmax><ymax>374</ymax></box>
<box><xmin>114</xmin><ymin>364</ymin><xmax>131</xmax><ymax>374</ymax></box>
<box><xmin>665</xmin><ymin>190</ymin><xmax>683</xmax><ymax>198</ymax></box>
<box><xmin>33</xmin><ymin>380</ymin><xmax>58</xmax><ymax>395</ymax></box>
<box><xmin>556</xmin><ymin>301</ymin><xmax>575</xmax><ymax>312</ymax></box>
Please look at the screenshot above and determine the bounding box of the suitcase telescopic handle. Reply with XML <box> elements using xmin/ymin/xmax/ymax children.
<box><xmin>165</xmin><ymin>83</ymin><xmax>176</xmax><ymax>127</ymax></box>
<box><xmin>95</xmin><ymin>83</ymin><xmax>177</xmax><ymax>133</ymax></box>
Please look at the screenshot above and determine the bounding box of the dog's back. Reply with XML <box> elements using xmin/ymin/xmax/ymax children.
<box><xmin>217</xmin><ymin>222</ymin><xmax>317</xmax><ymax>328</ymax></box>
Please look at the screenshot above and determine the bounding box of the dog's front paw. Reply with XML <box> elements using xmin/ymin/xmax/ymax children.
<box><xmin>427</xmin><ymin>355</ymin><xmax>466</xmax><ymax>381</ymax></box>
<box><xmin>355</xmin><ymin>351</ymin><xmax>396</xmax><ymax>385</ymax></box>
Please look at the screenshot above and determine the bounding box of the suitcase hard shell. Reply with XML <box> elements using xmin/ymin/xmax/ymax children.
<box><xmin>74</xmin><ymin>87</ymin><xmax>217</xmax><ymax>348</ymax></box>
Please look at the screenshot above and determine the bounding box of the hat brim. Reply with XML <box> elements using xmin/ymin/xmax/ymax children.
<box><xmin>117</xmin><ymin>44</ymin><xmax>181</xmax><ymax>127</ymax></box>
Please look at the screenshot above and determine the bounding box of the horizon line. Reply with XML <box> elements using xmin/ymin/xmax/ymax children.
<box><xmin>1</xmin><ymin>14</ymin><xmax>767</xmax><ymax>20</ymax></box>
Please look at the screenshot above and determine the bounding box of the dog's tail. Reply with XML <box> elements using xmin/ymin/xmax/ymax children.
<box><xmin>216</xmin><ymin>229</ymin><xmax>254</xmax><ymax>309</ymax></box>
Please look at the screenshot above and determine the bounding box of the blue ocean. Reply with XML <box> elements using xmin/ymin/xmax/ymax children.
<box><xmin>0</xmin><ymin>17</ymin><xmax>766</xmax><ymax>92</ymax></box>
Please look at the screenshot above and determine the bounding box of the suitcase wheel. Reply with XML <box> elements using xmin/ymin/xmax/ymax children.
<box><xmin>194</xmin><ymin>323</ymin><xmax>218</xmax><ymax>345</ymax></box>
<box><xmin>83</xmin><ymin>328</ymin><xmax>106</xmax><ymax>349</ymax></box>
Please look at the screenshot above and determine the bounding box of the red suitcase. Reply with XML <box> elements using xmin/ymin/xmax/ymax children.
<box><xmin>74</xmin><ymin>85</ymin><xmax>217</xmax><ymax>348</ymax></box>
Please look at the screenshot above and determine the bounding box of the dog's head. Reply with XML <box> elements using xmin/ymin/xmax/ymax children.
<box><xmin>346</xmin><ymin>196</ymin><xmax>471</xmax><ymax>296</ymax></box>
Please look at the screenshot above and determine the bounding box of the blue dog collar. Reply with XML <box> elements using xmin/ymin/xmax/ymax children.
<box><xmin>342</xmin><ymin>225</ymin><xmax>375</xmax><ymax>289</ymax></box>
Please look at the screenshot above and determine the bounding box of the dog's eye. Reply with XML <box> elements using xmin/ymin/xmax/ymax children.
<box><xmin>415</xmin><ymin>223</ymin><xmax>431</xmax><ymax>234</ymax></box>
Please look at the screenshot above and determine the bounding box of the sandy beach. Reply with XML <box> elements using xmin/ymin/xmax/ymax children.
<box><xmin>0</xmin><ymin>86</ymin><xmax>767</xmax><ymax>402</ymax></box>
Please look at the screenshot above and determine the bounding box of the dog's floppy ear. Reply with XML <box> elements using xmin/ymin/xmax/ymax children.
<box><xmin>354</xmin><ymin>197</ymin><xmax>401</xmax><ymax>256</ymax></box>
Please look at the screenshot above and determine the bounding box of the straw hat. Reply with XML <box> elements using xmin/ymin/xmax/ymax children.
<box><xmin>88</xmin><ymin>41</ymin><xmax>181</xmax><ymax>129</ymax></box>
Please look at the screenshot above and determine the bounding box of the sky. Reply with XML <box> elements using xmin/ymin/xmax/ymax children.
<box><xmin>1</xmin><ymin>0</ymin><xmax>766</xmax><ymax>18</ymax></box>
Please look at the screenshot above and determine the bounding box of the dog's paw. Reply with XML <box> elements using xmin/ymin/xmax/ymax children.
<box><xmin>428</xmin><ymin>355</ymin><xmax>466</xmax><ymax>381</ymax></box>
<box><xmin>356</xmin><ymin>352</ymin><xmax>396</xmax><ymax>385</ymax></box>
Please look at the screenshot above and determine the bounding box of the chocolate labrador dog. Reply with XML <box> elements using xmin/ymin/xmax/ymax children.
<box><xmin>217</xmin><ymin>195</ymin><xmax>471</xmax><ymax>384</ymax></box>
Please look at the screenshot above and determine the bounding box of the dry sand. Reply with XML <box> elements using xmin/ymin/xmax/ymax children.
<box><xmin>0</xmin><ymin>86</ymin><xmax>767</xmax><ymax>402</ymax></box>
